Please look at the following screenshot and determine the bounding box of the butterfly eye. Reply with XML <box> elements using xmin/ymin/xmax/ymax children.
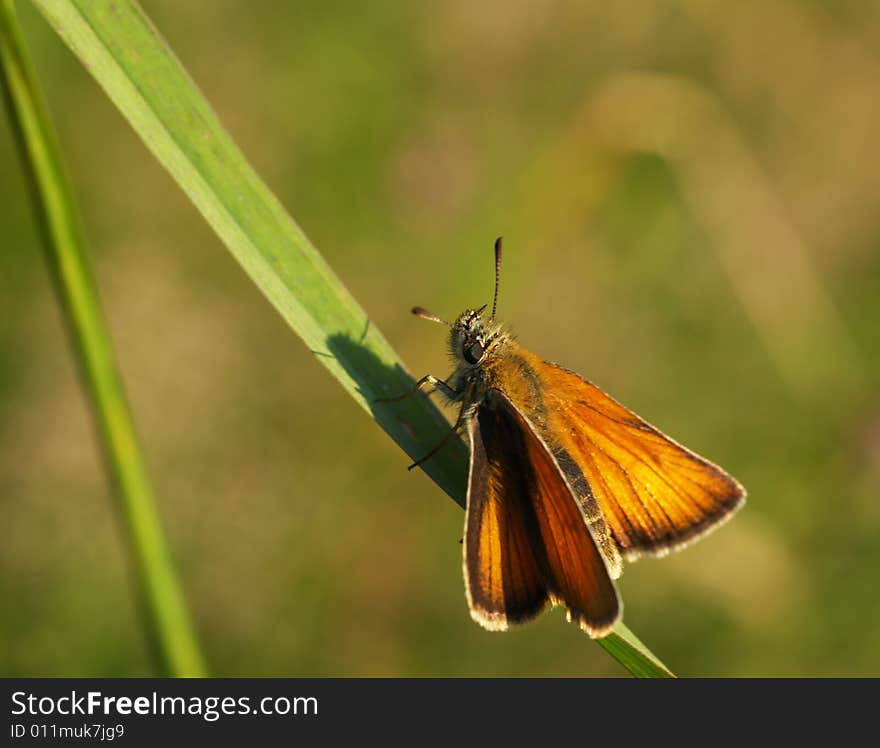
<box><xmin>464</xmin><ymin>341</ymin><xmax>484</xmax><ymax>365</ymax></box>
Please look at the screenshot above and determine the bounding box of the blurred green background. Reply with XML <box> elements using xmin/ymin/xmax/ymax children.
<box><xmin>2</xmin><ymin>0</ymin><xmax>879</xmax><ymax>677</ymax></box>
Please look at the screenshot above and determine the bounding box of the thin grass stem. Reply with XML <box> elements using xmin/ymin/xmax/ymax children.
<box><xmin>0</xmin><ymin>0</ymin><xmax>205</xmax><ymax>677</ymax></box>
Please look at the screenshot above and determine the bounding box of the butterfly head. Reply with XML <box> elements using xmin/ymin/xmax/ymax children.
<box><xmin>449</xmin><ymin>306</ymin><xmax>504</xmax><ymax>367</ymax></box>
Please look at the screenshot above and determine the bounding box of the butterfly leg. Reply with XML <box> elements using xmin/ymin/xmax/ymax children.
<box><xmin>375</xmin><ymin>374</ymin><xmax>458</xmax><ymax>403</ymax></box>
<box><xmin>406</xmin><ymin>388</ymin><xmax>474</xmax><ymax>471</ymax></box>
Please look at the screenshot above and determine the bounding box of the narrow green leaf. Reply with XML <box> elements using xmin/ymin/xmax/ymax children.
<box><xmin>597</xmin><ymin>623</ymin><xmax>676</xmax><ymax>678</ymax></box>
<box><xmin>28</xmin><ymin>0</ymin><xmax>468</xmax><ymax>506</ymax></box>
<box><xmin>28</xmin><ymin>0</ymin><xmax>674</xmax><ymax>677</ymax></box>
<box><xmin>0</xmin><ymin>0</ymin><xmax>205</xmax><ymax>676</ymax></box>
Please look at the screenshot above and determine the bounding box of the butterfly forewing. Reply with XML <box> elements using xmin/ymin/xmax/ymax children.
<box><xmin>534</xmin><ymin>360</ymin><xmax>746</xmax><ymax>559</ymax></box>
<box><xmin>465</xmin><ymin>393</ymin><xmax>621</xmax><ymax>636</ymax></box>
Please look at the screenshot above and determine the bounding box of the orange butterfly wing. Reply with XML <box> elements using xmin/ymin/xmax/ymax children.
<box><xmin>532</xmin><ymin>359</ymin><xmax>747</xmax><ymax>562</ymax></box>
<box><xmin>465</xmin><ymin>392</ymin><xmax>620</xmax><ymax>636</ymax></box>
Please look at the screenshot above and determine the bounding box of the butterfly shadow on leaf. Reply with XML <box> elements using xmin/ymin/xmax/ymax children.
<box><xmin>324</xmin><ymin>332</ymin><xmax>468</xmax><ymax>506</ymax></box>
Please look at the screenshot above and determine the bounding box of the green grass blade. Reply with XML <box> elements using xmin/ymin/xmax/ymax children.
<box><xmin>0</xmin><ymin>0</ymin><xmax>205</xmax><ymax>677</ymax></box>
<box><xmin>32</xmin><ymin>0</ymin><xmax>468</xmax><ymax>505</ymax></box>
<box><xmin>597</xmin><ymin>623</ymin><xmax>675</xmax><ymax>678</ymax></box>
<box><xmin>28</xmin><ymin>0</ymin><xmax>674</xmax><ymax>677</ymax></box>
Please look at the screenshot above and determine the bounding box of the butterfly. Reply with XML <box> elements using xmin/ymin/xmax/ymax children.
<box><xmin>387</xmin><ymin>238</ymin><xmax>746</xmax><ymax>637</ymax></box>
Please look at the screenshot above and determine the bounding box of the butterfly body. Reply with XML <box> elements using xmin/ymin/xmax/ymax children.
<box><xmin>404</xmin><ymin>241</ymin><xmax>745</xmax><ymax>637</ymax></box>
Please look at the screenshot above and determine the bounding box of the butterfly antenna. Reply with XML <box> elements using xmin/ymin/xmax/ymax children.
<box><xmin>412</xmin><ymin>306</ymin><xmax>451</xmax><ymax>326</ymax></box>
<box><xmin>491</xmin><ymin>236</ymin><xmax>503</xmax><ymax>320</ymax></box>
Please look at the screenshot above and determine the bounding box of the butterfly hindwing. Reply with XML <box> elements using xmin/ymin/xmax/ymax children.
<box><xmin>464</xmin><ymin>392</ymin><xmax>621</xmax><ymax>636</ymax></box>
<box><xmin>464</xmin><ymin>405</ymin><xmax>547</xmax><ymax>630</ymax></box>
